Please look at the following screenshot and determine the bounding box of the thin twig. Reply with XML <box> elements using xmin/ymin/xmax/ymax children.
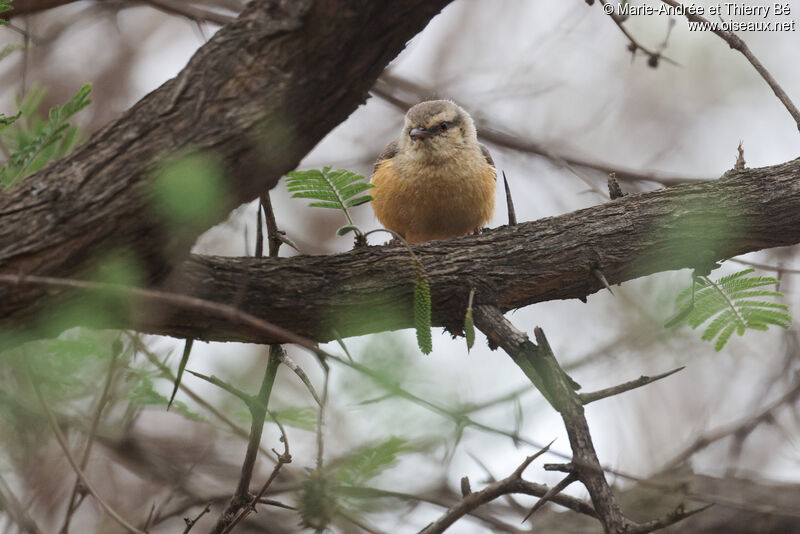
<box><xmin>373</xmin><ymin>74</ymin><xmax>703</xmax><ymax>185</ymax></box>
<box><xmin>255</xmin><ymin>200</ymin><xmax>264</xmax><ymax>259</ymax></box>
<box><xmin>0</xmin><ymin>273</ymin><xmax>322</xmax><ymax>354</ymax></box>
<box><xmin>186</xmin><ymin>369</ymin><xmax>252</xmax><ymax>406</ymax></box>
<box><xmin>729</xmin><ymin>257</ymin><xmax>800</xmax><ymax>275</ymax></box>
<box><xmin>275</xmin><ymin>350</ymin><xmax>322</xmax><ymax>406</ymax></box>
<box><xmin>0</xmin><ymin>473</ymin><xmax>44</xmax><ymax>534</ymax></box>
<box><xmin>60</xmin><ymin>339</ymin><xmax>123</xmax><ymax>534</ymax></box>
<box><xmin>316</xmin><ymin>365</ymin><xmax>330</xmax><ymax>470</ymax></box>
<box><xmin>260</xmin><ymin>192</ymin><xmax>284</xmax><ymax>258</ymax></box>
<box><xmin>210</xmin><ymin>345</ymin><xmax>283</xmax><ymax>534</ymax></box>
<box><xmin>661</xmin><ymin>0</ymin><xmax>800</xmax><ymax>132</ymax></box>
<box><xmin>25</xmin><ymin>364</ymin><xmax>146</xmax><ymax>534</ymax></box>
<box><xmin>339</xmin><ymin>510</ymin><xmax>382</xmax><ymax>534</ymax></box>
<box><xmin>597</xmin><ymin>0</ymin><xmax>679</xmax><ymax>67</ymax></box>
<box><xmin>472</xmin><ymin>305</ymin><xmax>676</xmax><ymax>533</ymax></box>
<box><xmin>466</xmin><ymin>452</ymin><xmax>528</xmax><ymax>516</ymax></box>
<box><xmin>221</xmin><ymin>406</ymin><xmax>292</xmax><ymax>534</ymax></box>
<box><xmin>182</xmin><ymin>503</ymin><xmax>211</xmax><ymax>533</ymax></box>
<box><xmin>139</xmin><ymin>0</ymin><xmax>236</xmax><ymax>25</ymax></box>
<box><xmin>629</xmin><ymin>503</ymin><xmax>714</xmax><ymax>534</ymax></box>
<box><xmin>665</xmin><ymin>377</ymin><xmax>800</xmax><ymax>469</ymax></box>
<box><xmin>579</xmin><ymin>366</ymin><xmax>685</xmax><ymax>405</ymax></box>
<box><xmin>419</xmin><ymin>446</ymin><xmax>593</xmax><ymax>534</ymax></box>
<box><xmin>129</xmin><ymin>333</ymin><xmax>276</xmax><ymax>462</ymax></box>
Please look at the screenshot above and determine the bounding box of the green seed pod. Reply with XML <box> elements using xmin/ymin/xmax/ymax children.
<box><xmin>464</xmin><ymin>307</ymin><xmax>475</xmax><ymax>352</ymax></box>
<box><xmin>413</xmin><ymin>261</ymin><xmax>432</xmax><ymax>355</ymax></box>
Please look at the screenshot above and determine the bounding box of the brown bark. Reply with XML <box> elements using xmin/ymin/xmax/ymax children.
<box><xmin>8</xmin><ymin>157</ymin><xmax>800</xmax><ymax>344</ymax></box>
<box><xmin>0</xmin><ymin>0</ymin><xmax>79</xmax><ymax>18</ymax></box>
<box><xmin>527</xmin><ymin>472</ymin><xmax>800</xmax><ymax>533</ymax></box>
<box><xmin>0</xmin><ymin>0</ymin><xmax>453</xmax><ymax>327</ymax></box>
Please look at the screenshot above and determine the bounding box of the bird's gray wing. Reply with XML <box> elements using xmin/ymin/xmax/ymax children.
<box><xmin>373</xmin><ymin>140</ymin><xmax>399</xmax><ymax>174</ymax></box>
<box><xmin>479</xmin><ymin>143</ymin><xmax>496</xmax><ymax>179</ymax></box>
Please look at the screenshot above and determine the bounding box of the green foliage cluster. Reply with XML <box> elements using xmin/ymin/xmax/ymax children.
<box><xmin>0</xmin><ymin>0</ymin><xmax>11</xmax><ymax>23</ymax></box>
<box><xmin>286</xmin><ymin>167</ymin><xmax>435</xmax><ymax>354</ymax></box>
<box><xmin>151</xmin><ymin>152</ymin><xmax>228</xmax><ymax>231</ymax></box>
<box><xmin>297</xmin><ymin>436</ymin><xmax>414</xmax><ymax>530</ymax></box>
<box><xmin>665</xmin><ymin>268</ymin><xmax>791</xmax><ymax>350</ymax></box>
<box><xmin>0</xmin><ymin>83</ymin><xmax>92</xmax><ymax>188</ymax></box>
<box><xmin>0</xmin><ymin>330</ymin><xmax>199</xmax><ymax>468</ymax></box>
<box><xmin>286</xmin><ymin>166</ymin><xmax>373</xmax><ymax>232</ymax></box>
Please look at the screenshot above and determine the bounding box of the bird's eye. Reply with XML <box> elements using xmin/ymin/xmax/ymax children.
<box><xmin>439</xmin><ymin>122</ymin><xmax>448</xmax><ymax>131</ymax></box>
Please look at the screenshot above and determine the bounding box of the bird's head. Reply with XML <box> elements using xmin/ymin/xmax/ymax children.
<box><xmin>399</xmin><ymin>100</ymin><xmax>478</xmax><ymax>159</ymax></box>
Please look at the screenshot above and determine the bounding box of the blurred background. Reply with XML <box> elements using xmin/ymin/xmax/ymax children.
<box><xmin>1</xmin><ymin>0</ymin><xmax>799</xmax><ymax>532</ymax></box>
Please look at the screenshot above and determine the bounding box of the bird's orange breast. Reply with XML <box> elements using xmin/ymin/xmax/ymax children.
<box><xmin>370</xmin><ymin>151</ymin><xmax>496</xmax><ymax>243</ymax></box>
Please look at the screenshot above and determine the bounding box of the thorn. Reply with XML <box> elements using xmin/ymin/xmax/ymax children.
<box><xmin>522</xmin><ymin>473</ymin><xmax>577</xmax><ymax>523</ymax></box>
<box><xmin>543</xmin><ymin>462</ymin><xmax>574</xmax><ymax>473</ymax></box>
<box><xmin>592</xmin><ymin>268</ymin><xmax>614</xmax><ymax>295</ymax></box>
<box><xmin>580</xmin><ymin>366</ymin><xmax>686</xmax><ymax>405</ymax></box>
<box><xmin>734</xmin><ymin>141</ymin><xmax>746</xmax><ymax>170</ymax></box>
<box><xmin>168</xmin><ymin>338</ymin><xmax>193</xmax><ymax>410</ymax></box>
<box><xmin>503</xmin><ymin>171</ymin><xmax>517</xmax><ymax>226</ymax></box>
<box><xmin>277</xmin><ymin>233</ymin><xmax>300</xmax><ymax>252</ymax></box>
<box><xmin>460</xmin><ymin>476</ymin><xmax>471</xmax><ymax>497</ymax></box>
<box><xmin>607</xmin><ymin>172</ymin><xmax>625</xmax><ymax>199</ymax></box>
<box><xmin>512</xmin><ymin>438</ymin><xmax>557</xmax><ymax>478</ymax></box>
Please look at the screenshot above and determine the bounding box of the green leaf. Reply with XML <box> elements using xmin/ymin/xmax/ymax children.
<box><xmin>664</xmin><ymin>301</ymin><xmax>694</xmax><ymax>328</ymax></box>
<box><xmin>0</xmin><ymin>0</ymin><xmax>11</xmax><ymax>21</ymax></box>
<box><xmin>0</xmin><ymin>83</ymin><xmax>92</xmax><ymax>188</ymax></box>
<box><xmin>464</xmin><ymin>307</ymin><xmax>475</xmax><ymax>352</ymax></box>
<box><xmin>285</xmin><ymin>167</ymin><xmax>372</xmax><ymax>232</ymax></box>
<box><xmin>0</xmin><ymin>44</ymin><xmax>21</xmax><ymax>61</ymax></box>
<box><xmin>150</xmin><ymin>152</ymin><xmax>228</xmax><ymax>231</ymax></box>
<box><xmin>346</xmin><ymin>195</ymin><xmax>373</xmax><ymax>207</ymax></box>
<box><xmin>666</xmin><ymin>268</ymin><xmax>792</xmax><ymax>351</ymax></box>
<box><xmin>128</xmin><ymin>370</ymin><xmax>203</xmax><ymax>421</ymax></box>
<box><xmin>701</xmin><ymin>309</ymin><xmax>734</xmax><ymax>341</ymax></box>
<box><xmin>337</xmin><ymin>224</ymin><xmax>360</xmax><ymax>236</ymax></box>
<box><xmin>308</xmin><ymin>201</ymin><xmax>347</xmax><ymax>209</ymax></box>
<box><xmin>267</xmin><ymin>407</ymin><xmax>317</xmax><ymax>431</ymax></box>
<box><xmin>332</xmin><ymin>437</ymin><xmax>413</xmax><ymax>486</ymax></box>
<box><xmin>715</xmin><ymin>322</ymin><xmax>737</xmax><ymax>351</ymax></box>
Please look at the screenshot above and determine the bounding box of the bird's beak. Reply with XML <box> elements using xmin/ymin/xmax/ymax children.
<box><xmin>409</xmin><ymin>127</ymin><xmax>432</xmax><ymax>140</ymax></box>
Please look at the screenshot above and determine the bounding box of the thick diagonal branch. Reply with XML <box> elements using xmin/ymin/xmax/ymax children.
<box><xmin>0</xmin><ymin>0</ymin><xmax>453</xmax><ymax>324</ymax></box>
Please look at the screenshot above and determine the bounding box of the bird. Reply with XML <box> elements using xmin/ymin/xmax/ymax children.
<box><xmin>370</xmin><ymin>100</ymin><xmax>496</xmax><ymax>243</ymax></box>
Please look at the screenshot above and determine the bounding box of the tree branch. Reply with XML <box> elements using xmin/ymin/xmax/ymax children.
<box><xmin>472</xmin><ymin>306</ymin><xmax>634</xmax><ymax>532</ymax></box>
<box><xmin>0</xmin><ymin>0</ymin><xmax>453</xmax><ymax>325</ymax></box>
<box><xmin>373</xmin><ymin>74</ymin><xmax>703</xmax><ymax>186</ymax></box>
<box><xmin>419</xmin><ymin>448</ymin><xmax>595</xmax><ymax>534</ymax></box>
<box><xmin>7</xmin><ymin>157</ymin><xmax>797</xmax><ymax>344</ymax></box>
<box><xmin>661</xmin><ymin>0</ymin><xmax>800</xmax><ymax>132</ymax></box>
<box><xmin>579</xmin><ymin>366</ymin><xmax>685</xmax><ymax>405</ymax></box>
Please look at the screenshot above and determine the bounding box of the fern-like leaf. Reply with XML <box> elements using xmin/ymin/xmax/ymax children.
<box><xmin>666</xmin><ymin>268</ymin><xmax>792</xmax><ymax>351</ymax></box>
<box><xmin>285</xmin><ymin>166</ymin><xmax>373</xmax><ymax>226</ymax></box>
<box><xmin>0</xmin><ymin>83</ymin><xmax>92</xmax><ymax>188</ymax></box>
<box><xmin>333</xmin><ymin>436</ymin><xmax>413</xmax><ymax>486</ymax></box>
